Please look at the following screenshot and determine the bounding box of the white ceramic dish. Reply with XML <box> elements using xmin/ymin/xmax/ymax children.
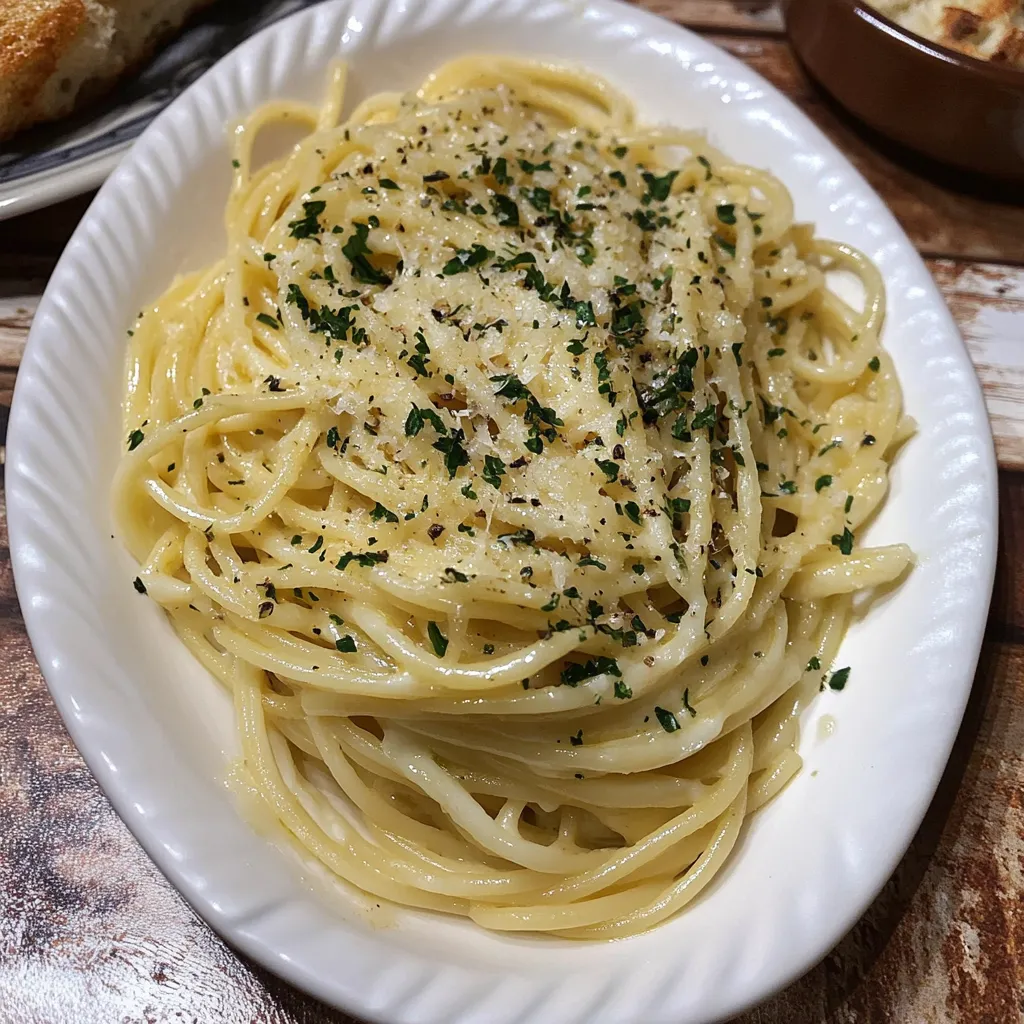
<box><xmin>6</xmin><ymin>1</ymin><xmax>998</xmax><ymax>1022</ymax></box>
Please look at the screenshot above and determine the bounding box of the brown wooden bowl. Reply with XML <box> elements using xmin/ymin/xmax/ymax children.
<box><xmin>787</xmin><ymin>0</ymin><xmax>1024</xmax><ymax>183</ymax></box>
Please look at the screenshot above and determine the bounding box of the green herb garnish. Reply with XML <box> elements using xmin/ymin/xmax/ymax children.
<box><xmin>654</xmin><ymin>706</ymin><xmax>680</xmax><ymax>733</ymax></box>
<box><xmin>341</xmin><ymin>222</ymin><xmax>392</xmax><ymax>285</ymax></box>
<box><xmin>427</xmin><ymin>621</ymin><xmax>449</xmax><ymax>657</ymax></box>
<box><xmin>491</xmin><ymin>194</ymin><xmax>519</xmax><ymax>226</ymax></box>
<box><xmin>483</xmin><ymin>455</ymin><xmax>506</xmax><ymax>490</ymax></box>
<box><xmin>442</xmin><ymin>244</ymin><xmax>495</xmax><ymax>275</ymax></box>
<box><xmin>561</xmin><ymin>656</ymin><xmax>621</xmax><ymax>687</ymax></box>
<box><xmin>370</xmin><ymin>502</ymin><xmax>399</xmax><ymax>524</ymax></box>
<box><xmin>641</xmin><ymin>169</ymin><xmax>678</xmax><ymax>202</ymax></box>
<box><xmin>288</xmin><ymin>199</ymin><xmax>326</xmax><ymax>239</ymax></box>
<box><xmin>831</xmin><ymin>527</ymin><xmax>854</xmax><ymax>555</ymax></box>
<box><xmin>828</xmin><ymin>667</ymin><xmax>850</xmax><ymax>691</ymax></box>
<box><xmin>336</xmin><ymin>550</ymin><xmax>389</xmax><ymax>570</ymax></box>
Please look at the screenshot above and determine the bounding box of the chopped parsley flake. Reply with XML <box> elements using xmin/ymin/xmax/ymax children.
<box><xmin>491</xmin><ymin>194</ymin><xmax>519</xmax><ymax>226</ymax></box>
<box><xmin>831</xmin><ymin>527</ymin><xmax>854</xmax><ymax>555</ymax></box>
<box><xmin>336</xmin><ymin>550</ymin><xmax>389</xmax><ymax>570</ymax></box>
<box><xmin>370</xmin><ymin>502</ymin><xmax>399</xmax><ymax>524</ymax></box>
<box><xmin>828</xmin><ymin>667</ymin><xmax>850</xmax><ymax>691</ymax></box>
<box><xmin>691</xmin><ymin>403</ymin><xmax>717</xmax><ymax>436</ymax></box>
<box><xmin>341</xmin><ymin>222</ymin><xmax>392</xmax><ymax>286</ymax></box>
<box><xmin>288</xmin><ymin>199</ymin><xmax>326</xmax><ymax>239</ymax></box>
<box><xmin>497</xmin><ymin>528</ymin><xmax>536</xmax><ymax>548</ymax></box>
<box><xmin>442</xmin><ymin>244</ymin><xmax>494</xmax><ymax>275</ymax></box>
<box><xmin>561</xmin><ymin>656</ymin><xmax>621</xmax><ymax>687</ymax></box>
<box><xmin>427</xmin><ymin>621</ymin><xmax>449</xmax><ymax>657</ymax></box>
<box><xmin>432</xmin><ymin>430</ymin><xmax>470</xmax><ymax>478</ymax></box>
<box><xmin>641</xmin><ymin>169</ymin><xmax>678</xmax><ymax>201</ymax></box>
<box><xmin>575</xmin><ymin>301</ymin><xmax>596</xmax><ymax>328</ymax></box>
<box><xmin>713</xmin><ymin>234</ymin><xmax>736</xmax><ymax>259</ymax></box>
<box><xmin>518</xmin><ymin>157</ymin><xmax>552</xmax><ymax>173</ymax></box>
<box><xmin>654</xmin><ymin>706</ymin><xmax>680</xmax><ymax>733</ymax></box>
<box><xmin>483</xmin><ymin>454</ymin><xmax>506</xmax><ymax>490</ymax></box>
<box><xmin>716</xmin><ymin>203</ymin><xmax>737</xmax><ymax>225</ymax></box>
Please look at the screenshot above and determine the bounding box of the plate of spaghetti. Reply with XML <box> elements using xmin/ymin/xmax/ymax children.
<box><xmin>6</xmin><ymin>1</ymin><xmax>997</xmax><ymax>1022</ymax></box>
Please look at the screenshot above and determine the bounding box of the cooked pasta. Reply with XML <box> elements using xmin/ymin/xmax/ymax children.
<box><xmin>114</xmin><ymin>56</ymin><xmax>913</xmax><ymax>938</ymax></box>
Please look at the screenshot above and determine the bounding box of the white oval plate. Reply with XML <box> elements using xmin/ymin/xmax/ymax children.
<box><xmin>7</xmin><ymin>1</ymin><xmax>997</xmax><ymax>1022</ymax></box>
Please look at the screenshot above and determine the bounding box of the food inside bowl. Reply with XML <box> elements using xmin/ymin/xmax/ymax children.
<box><xmin>867</xmin><ymin>0</ymin><xmax>1024</xmax><ymax>66</ymax></box>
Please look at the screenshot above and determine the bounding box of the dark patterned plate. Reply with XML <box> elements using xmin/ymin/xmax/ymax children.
<box><xmin>0</xmin><ymin>0</ymin><xmax>322</xmax><ymax>219</ymax></box>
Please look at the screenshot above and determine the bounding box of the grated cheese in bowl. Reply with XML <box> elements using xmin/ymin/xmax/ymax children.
<box><xmin>868</xmin><ymin>0</ymin><xmax>1024</xmax><ymax>66</ymax></box>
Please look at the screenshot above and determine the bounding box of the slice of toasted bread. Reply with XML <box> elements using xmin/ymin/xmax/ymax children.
<box><xmin>0</xmin><ymin>0</ymin><xmax>214</xmax><ymax>142</ymax></box>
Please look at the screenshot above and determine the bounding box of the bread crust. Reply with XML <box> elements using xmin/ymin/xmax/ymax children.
<box><xmin>0</xmin><ymin>0</ymin><xmax>213</xmax><ymax>141</ymax></box>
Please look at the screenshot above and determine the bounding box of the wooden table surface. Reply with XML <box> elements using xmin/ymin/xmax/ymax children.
<box><xmin>1</xmin><ymin>2</ymin><xmax>1022</xmax><ymax>1022</ymax></box>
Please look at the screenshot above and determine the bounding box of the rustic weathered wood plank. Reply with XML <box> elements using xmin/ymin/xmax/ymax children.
<box><xmin>930</xmin><ymin>261</ymin><xmax>1024</xmax><ymax>474</ymax></box>
<box><xmin>0</xmin><ymin>293</ymin><xmax>37</xmax><ymax>368</ymax></box>
<box><xmin>632</xmin><ymin>0</ymin><xmax>785</xmax><ymax>32</ymax></box>
<box><xmin>3</xmin><ymin>259</ymin><xmax>1020</xmax><ymax>467</ymax></box>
